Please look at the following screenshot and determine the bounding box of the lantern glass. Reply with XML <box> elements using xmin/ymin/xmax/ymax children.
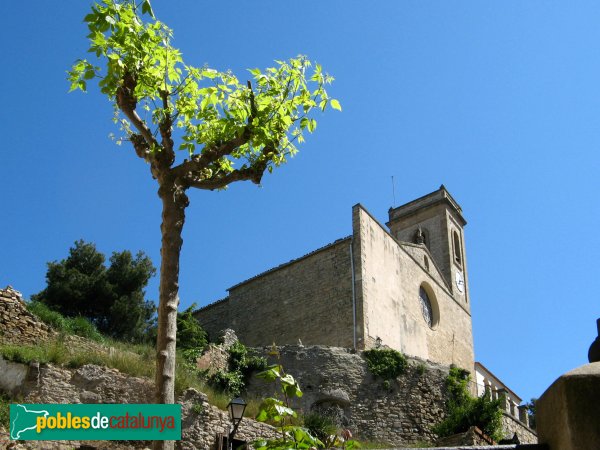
<box><xmin>228</xmin><ymin>397</ymin><xmax>246</xmax><ymax>422</ymax></box>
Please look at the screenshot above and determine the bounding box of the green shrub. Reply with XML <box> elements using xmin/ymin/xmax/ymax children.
<box><xmin>304</xmin><ymin>412</ymin><xmax>337</xmax><ymax>442</ymax></box>
<box><xmin>0</xmin><ymin>393</ymin><xmax>10</xmax><ymax>430</ymax></box>
<box><xmin>432</xmin><ymin>367</ymin><xmax>503</xmax><ymax>441</ymax></box>
<box><xmin>180</xmin><ymin>347</ymin><xmax>203</xmax><ymax>370</ymax></box>
<box><xmin>177</xmin><ymin>304</ymin><xmax>207</xmax><ymax>351</ymax></box>
<box><xmin>208</xmin><ymin>370</ymin><xmax>245</xmax><ymax>396</ymax></box>
<box><xmin>27</xmin><ymin>301</ymin><xmax>104</xmax><ymax>342</ymax></box>
<box><xmin>207</xmin><ymin>341</ymin><xmax>267</xmax><ymax>396</ymax></box>
<box><xmin>0</xmin><ymin>342</ymin><xmax>53</xmax><ymax>365</ymax></box>
<box><xmin>66</xmin><ymin>316</ymin><xmax>104</xmax><ymax>342</ymax></box>
<box><xmin>363</xmin><ymin>349</ymin><xmax>407</xmax><ymax>380</ymax></box>
<box><xmin>228</xmin><ymin>341</ymin><xmax>267</xmax><ymax>381</ymax></box>
<box><xmin>27</xmin><ymin>301</ymin><xmax>69</xmax><ymax>331</ymax></box>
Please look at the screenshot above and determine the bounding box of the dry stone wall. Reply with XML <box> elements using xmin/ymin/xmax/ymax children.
<box><xmin>0</xmin><ymin>357</ymin><xmax>278</xmax><ymax>450</ymax></box>
<box><xmin>0</xmin><ymin>286</ymin><xmax>133</xmax><ymax>360</ymax></box>
<box><xmin>0</xmin><ymin>286</ymin><xmax>54</xmax><ymax>344</ymax></box>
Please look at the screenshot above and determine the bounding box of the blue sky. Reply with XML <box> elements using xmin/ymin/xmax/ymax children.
<box><xmin>2</xmin><ymin>1</ymin><xmax>599</xmax><ymax>405</ymax></box>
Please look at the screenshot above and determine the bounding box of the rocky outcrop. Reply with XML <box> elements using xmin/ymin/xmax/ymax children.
<box><xmin>195</xmin><ymin>329</ymin><xmax>237</xmax><ymax>375</ymax></box>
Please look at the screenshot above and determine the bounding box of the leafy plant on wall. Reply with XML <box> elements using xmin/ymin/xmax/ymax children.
<box><xmin>433</xmin><ymin>367</ymin><xmax>503</xmax><ymax>442</ymax></box>
<box><xmin>254</xmin><ymin>347</ymin><xmax>358</xmax><ymax>449</ymax></box>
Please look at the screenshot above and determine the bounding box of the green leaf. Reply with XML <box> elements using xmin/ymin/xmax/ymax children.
<box><xmin>330</xmin><ymin>98</ymin><xmax>342</xmax><ymax>111</ymax></box>
<box><xmin>256</xmin><ymin>365</ymin><xmax>282</xmax><ymax>381</ymax></box>
<box><xmin>141</xmin><ymin>0</ymin><xmax>155</xmax><ymax>18</ymax></box>
<box><xmin>274</xmin><ymin>404</ymin><xmax>295</xmax><ymax>417</ymax></box>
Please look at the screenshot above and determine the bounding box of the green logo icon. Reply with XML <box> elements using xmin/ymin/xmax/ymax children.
<box><xmin>10</xmin><ymin>404</ymin><xmax>181</xmax><ymax>440</ymax></box>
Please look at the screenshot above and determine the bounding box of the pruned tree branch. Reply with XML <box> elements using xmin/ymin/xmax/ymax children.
<box><xmin>158</xmin><ymin>89</ymin><xmax>175</xmax><ymax>169</ymax></box>
<box><xmin>185</xmin><ymin>165</ymin><xmax>264</xmax><ymax>190</ymax></box>
<box><xmin>116</xmin><ymin>72</ymin><xmax>160</xmax><ymax>152</ymax></box>
<box><xmin>181</xmin><ymin>145</ymin><xmax>276</xmax><ymax>190</ymax></box>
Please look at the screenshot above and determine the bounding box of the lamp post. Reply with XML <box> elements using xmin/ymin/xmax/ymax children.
<box><xmin>227</xmin><ymin>397</ymin><xmax>246</xmax><ymax>450</ymax></box>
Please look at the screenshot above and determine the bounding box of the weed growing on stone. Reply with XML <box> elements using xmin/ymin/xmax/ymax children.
<box><xmin>303</xmin><ymin>412</ymin><xmax>337</xmax><ymax>442</ymax></box>
<box><xmin>432</xmin><ymin>367</ymin><xmax>503</xmax><ymax>441</ymax></box>
<box><xmin>363</xmin><ymin>348</ymin><xmax>407</xmax><ymax>380</ymax></box>
<box><xmin>206</xmin><ymin>341</ymin><xmax>267</xmax><ymax>396</ymax></box>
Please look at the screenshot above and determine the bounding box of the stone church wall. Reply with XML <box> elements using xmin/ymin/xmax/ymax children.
<box><xmin>195</xmin><ymin>238</ymin><xmax>355</xmax><ymax>347</ymax></box>
<box><xmin>352</xmin><ymin>206</ymin><xmax>474</xmax><ymax>371</ymax></box>
<box><xmin>193</xmin><ymin>298</ymin><xmax>229</xmax><ymax>343</ymax></box>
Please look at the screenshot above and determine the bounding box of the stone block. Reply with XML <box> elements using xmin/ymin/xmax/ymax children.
<box><xmin>537</xmin><ymin>361</ymin><xmax>600</xmax><ymax>450</ymax></box>
<box><xmin>0</xmin><ymin>356</ymin><xmax>28</xmax><ymax>395</ymax></box>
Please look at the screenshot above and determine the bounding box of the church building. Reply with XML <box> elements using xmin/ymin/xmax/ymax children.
<box><xmin>194</xmin><ymin>186</ymin><xmax>474</xmax><ymax>371</ymax></box>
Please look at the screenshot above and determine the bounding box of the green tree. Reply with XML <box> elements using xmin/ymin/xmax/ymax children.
<box><xmin>68</xmin><ymin>1</ymin><xmax>338</xmax><ymax>441</ymax></box>
<box><xmin>526</xmin><ymin>397</ymin><xmax>537</xmax><ymax>429</ymax></box>
<box><xmin>33</xmin><ymin>240</ymin><xmax>156</xmax><ymax>342</ymax></box>
<box><xmin>176</xmin><ymin>304</ymin><xmax>207</xmax><ymax>351</ymax></box>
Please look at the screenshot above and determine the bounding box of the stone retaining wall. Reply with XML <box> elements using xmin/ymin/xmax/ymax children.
<box><xmin>246</xmin><ymin>345</ymin><xmax>536</xmax><ymax>447</ymax></box>
<box><xmin>247</xmin><ymin>345</ymin><xmax>449</xmax><ymax>446</ymax></box>
<box><xmin>0</xmin><ymin>357</ymin><xmax>278</xmax><ymax>449</ymax></box>
<box><xmin>500</xmin><ymin>412</ymin><xmax>537</xmax><ymax>445</ymax></box>
<box><xmin>0</xmin><ymin>286</ymin><xmax>54</xmax><ymax>344</ymax></box>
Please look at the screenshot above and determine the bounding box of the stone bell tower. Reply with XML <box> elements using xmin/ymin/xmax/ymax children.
<box><xmin>387</xmin><ymin>185</ymin><xmax>470</xmax><ymax>306</ymax></box>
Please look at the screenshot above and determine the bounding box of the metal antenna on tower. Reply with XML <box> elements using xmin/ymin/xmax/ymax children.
<box><xmin>391</xmin><ymin>176</ymin><xmax>396</xmax><ymax>207</ymax></box>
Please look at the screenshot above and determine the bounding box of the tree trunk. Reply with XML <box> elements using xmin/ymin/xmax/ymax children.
<box><xmin>154</xmin><ymin>182</ymin><xmax>188</xmax><ymax>450</ymax></box>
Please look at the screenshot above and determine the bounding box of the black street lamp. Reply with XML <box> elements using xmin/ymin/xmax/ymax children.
<box><xmin>227</xmin><ymin>397</ymin><xmax>246</xmax><ymax>449</ymax></box>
